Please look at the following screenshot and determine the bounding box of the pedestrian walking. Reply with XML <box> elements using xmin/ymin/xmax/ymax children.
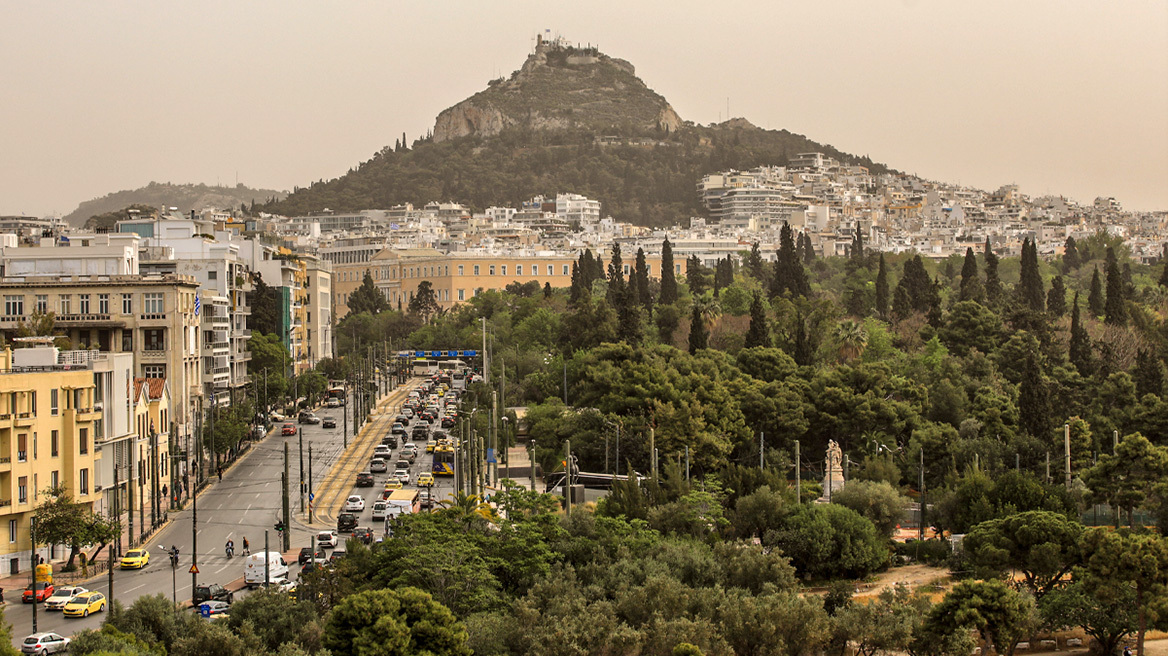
<box><xmin>217</xmin><ymin>466</ymin><xmax>223</xmax><ymax>481</ymax></box>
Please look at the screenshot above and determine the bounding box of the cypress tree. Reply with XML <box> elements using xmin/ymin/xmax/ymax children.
<box><xmin>1158</xmin><ymin>245</ymin><xmax>1168</xmax><ymax>288</ymax></box>
<box><xmin>1104</xmin><ymin>247</ymin><xmax>1127</xmax><ymax>326</ymax></box>
<box><xmin>634</xmin><ymin>248</ymin><xmax>652</xmax><ymax>310</ymax></box>
<box><xmin>958</xmin><ymin>246</ymin><xmax>983</xmax><ymax>302</ymax></box>
<box><xmin>1088</xmin><ymin>266</ymin><xmax>1105</xmax><ymax>316</ymax></box>
<box><xmin>744</xmin><ymin>292</ymin><xmax>770</xmax><ymax>348</ymax></box>
<box><xmin>770</xmin><ymin>223</ymin><xmax>810</xmax><ymax>299</ymax></box>
<box><xmin>901</xmin><ymin>255</ymin><xmax>937</xmax><ymax>314</ymax></box>
<box><xmin>802</xmin><ymin>233</ymin><xmax>816</xmax><ymax>265</ymax></box>
<box><xmin>795</xmin><ymin>234</ymin><xmax>806</xmax><ymax>263</ymax></box>
<box><xmin>984</xmin><ymin>238</ymin><xmax>1003</xmax><ymax>306</ymax></box>
<box><xmin>569</xmin><ymin>261</ymin><xmax>586</xmax><ymax>305</ymax></box>
<box><xmin>891</xmin><ymin>283</ymin><xmax>912</xmax><ymax>321</ymax></box>
<box><xmin>747</xmin><ymin>242</ymin><xmax>766</xmax><ymax>282</ymax></box>
<box><xmin>874</xmin><ymin>253</ymin><xmax>889</xmax><ymax>319</ymax></box>
<box><xmin>1134</xmin><ymin>349</ymin><xmax>1163</xmax><ymax>398</ymax></box>
<box><xmin>687</xmin><ymin>255</ymin><xmax>707</xmax><ymax>296</ymax></box>
<box><xmin>1047</xmin><ymin>276</ymin><xmax>1067</xmax><ymax>317</ymax></box>
<box><xmin>617</xmin><ymin>286</ymin><xmax>642</xmax><ymax>346</ymax></box>
<box><xmin>659</xmin><ymin>238</ymin><xmax>678</xmax><ymax>304</ymax></box>
<box><xmin>1069</xmin><ymin>292</ymin><xmax>1093</xmax><ymax>375</ymax></box>
<box><xmin>851</xmin><ymin>224</ymin><xmax>865</xmax><ymax>261</ymax></box>
<box><xmin>1062</xmin><ymin>236</ymin><xmax>1081</xmax><ymax>273</ymax></box>
<box><xmin>1015</xmin><ymin>238</ymin><xmax>1045</xmax><ymax>312</ymax></box>
<box><xmin>1018</xmin><ymin>350</ymin><xmax>1052</xmax><ymax>440</ymax></box>
<box><xmin>792</xmin><ymin>312</ymin><xmax>813</xmax><ymax>366</ymax></box>
<box><xmin>687</xmin><ymin>305</ymin><xmax>707</xmax><ymax>354</ymax></box>
<box><xmin>607</xmin><ymin>243</ymin><xmax>625</xmax><ymax>306</ymax></box>
<box><xmin>1122</xmin><ymin>262</ymin><xmax>1134</xmax><ymax>300</ymax></box>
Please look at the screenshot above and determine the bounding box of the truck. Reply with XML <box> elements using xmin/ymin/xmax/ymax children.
<box><xmin>244</xmin><ymin>552</ymin><xmax>289</xmax><ymax>588</ymax></box>
<box><xmin>388</xmin><ymin>489</ymin><xmax>420</xmax><ymax>518</ymax></box>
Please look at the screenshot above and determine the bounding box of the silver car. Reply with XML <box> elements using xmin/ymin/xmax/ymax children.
<box><xmin>22</xmin><ymin>632</ymin><xmax>70</xmax><ymax>654</ymax></box>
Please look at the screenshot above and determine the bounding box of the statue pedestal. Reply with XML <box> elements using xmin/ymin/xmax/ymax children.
<box><xmin>821</xmin><ymin>466</ymin><xmax>845</xmax><ymax>500</ymax></box>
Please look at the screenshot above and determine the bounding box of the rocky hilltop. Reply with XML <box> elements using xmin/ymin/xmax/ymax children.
<box><xmin>433</xmin><ymin>39</ymin><xmax>682</xmax><ymax>142</ymax></box>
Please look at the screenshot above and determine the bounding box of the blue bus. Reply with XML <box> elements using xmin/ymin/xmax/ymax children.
<box><xmin>432</xmin><ymin>445</ymin><xmax>454</xmax><ymax>476</ymax></box>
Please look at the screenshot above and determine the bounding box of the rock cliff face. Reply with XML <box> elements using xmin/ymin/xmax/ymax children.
<box><xmin>433</xmin><ymin>41</ymin><xmax>683</xmax><ymax>142</ymax></box>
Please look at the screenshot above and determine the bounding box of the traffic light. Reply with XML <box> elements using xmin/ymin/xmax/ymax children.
<box><xmin>275</xmin><ymin>520</ymin><xmax>285</xmax><ymax>532</ymax></box>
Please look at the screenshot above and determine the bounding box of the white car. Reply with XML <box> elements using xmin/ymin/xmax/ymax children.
<box><xmin>373</xmin><ymin>445</ymin><xmax>392</xmax><ymax>459</ymax></box>
<box><xmin>371</xmin><ymin>500</ymin><xmax>390</xmax><ymax>521</ymax></box>
<box><xmin>316</xmin><ymin>530</ymin><xmax>338</xmax><ymax>549</ymax></box>
<box><xmin>326</xmin><ymin>398</ymin><xmax>340</xmax><ymax>408</ymax></box>
<box><xmin>21</xmin><ymin>632</ymin><xmax>70</xmax><ymax>654</ymax></box>
<box><xmin>343</xmin><ymin>495</ymin><xmax>365</xmax><ymax>512</ymax></box>
<box><xmin>43</xmin><ymin>585</ymin><xmax>87</xmax><ymax>611</ymax></box>
<box><xmin>392</xmin><ymin>469</ymin><xmax>411</xmax><ymax>485</ymax></box>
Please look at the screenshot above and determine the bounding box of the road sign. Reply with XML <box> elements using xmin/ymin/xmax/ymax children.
<box><xmin>199</xmin><ymin>604</ymin><xmax>211</xmax><ymax>618</ymax></box>
<box><xmin>309</xmin><ymin>492</ymin><xmax>315</xmax><ymax>501</ymax></box>
<box><xmin>188</xmin><ymin>564</ymin><xmax>199</xmax><ymax>574</ymax></box>
<box><xmin>486</xmin><ymin>448</ymin><xmax>497</xmax><ymax>464</ymax></box>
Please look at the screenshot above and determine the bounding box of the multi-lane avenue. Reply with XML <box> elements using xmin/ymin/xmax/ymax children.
<box><xmin>4</xmin><ymin>376</ymin><xmax>455</xmax><ymax>648</ymax></box>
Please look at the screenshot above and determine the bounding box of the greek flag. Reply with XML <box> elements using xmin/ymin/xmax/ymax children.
<box><xmin>194</xmin><ymin>294</ymin><xmax>201</xmax><ymax>315</ymax></box>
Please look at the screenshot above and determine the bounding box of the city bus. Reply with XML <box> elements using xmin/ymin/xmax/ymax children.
<box><xmin>432</xmin><ymin>444</ymin><xmax>454</xmax><ymax>476</ymax></box>
<box><xmin>412</xmin><ymin>359</ymin><xmax>439</xmax><ymax>376</ymax></box>
<box><xmin>327</xmin><ymin>385</ymin><xmax>346</xmax><ymax>406</ymax></box>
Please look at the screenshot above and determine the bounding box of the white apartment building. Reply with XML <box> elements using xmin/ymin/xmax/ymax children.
<box><xmin>555</xmin><ymin>194</ymin><xmax>601</xmax><ymax>224</ymax></box>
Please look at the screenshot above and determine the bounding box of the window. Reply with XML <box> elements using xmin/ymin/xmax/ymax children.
<box><xmin>517</xmin><ymin>265</ymin><xmax>523</xmax><ymax>275</ymax></box>
<box><xmin>79</xmin><ymin>468</ymin><xmax>89</xmax><ymax>495</ymax></box>
<box><xmin>647</xmin><ymin>264</ymin><xmax>652</xmax><ymax>275</ymax></box>
<box><xmin>16</xmin><ymin>434</ymin><xmax>26</xmax><ymax>462</ymax></box>
<box><xmin>489</xmin><ymin>266</ymin><xmax>495</xmax><ymax>276</ymax></box>
<box><xmin>143</xmin><ymin>328</ymin><xmax>165</xmax><ymax>350</ymax></box>
<box><xmin>207</xmin><ymin>270</ymin><xmax>217</xmax><ymax>280</ymax></box>
<box><xmin>8</xmin><ymin>520</ymin><xmax>14</xmax><ymax>543</ymax></box>
<box><xmin>143</xmin><ymin>293</ymin><xmax>164</xmax><ymax>314</ymax></box>
<box><xmin>623</xmin><ymin>264</ymin><xmax>630</xmax><ymax>275</ymax></box>
<box><xmin>59</xmin><ymin>295</ymin><xmax>71</xmax><ymax>315</ymax></box>
<box><xmin>98</xmin><ymin>294</ymin><xmax>109</xmax><ymax>314</ymax></box>
<box><xmin>35</xmin><ymin>295</ymin><xmax>47</xmax><ymax>314</ymax></box>
<box><xmin>121</xmin><ymin>330</ymin><xmax>132</xmax><ymax>352</ymax></box>
<box><xmin>79</xmin><ymin>294</ymin><xmax>90</xmax><ymax>314</ymax></box>
<box><xmin>122</xmin><ymin>294</ymin><xmax>133</xmax><ymax>314</ymax></box>
<box><xmin>457</xmin><ymin>265</ymin><xmax>464</xmax><ymax>276</ymax></box>
<box><xmin>547</xmin><ymin>265</ymin><xmax>554</xmax><ymax>275</ymax></box>
<box><xmin>79</xmin><ymin>428</ymin><xmax>88</xmax><ymax>455</ymax></box>
<box><xmin>144</xmin><ymin>365</ymin><xmax>165</xmax><ymax>378</ymax></box>
<box><xmin>458</xmin><ymin>289</ymin><xmax>465</xmax><ymax>301</ymax></box>
<box><xmin>473</xmin><ymin>265</ymin><xmax>480</xmax><ymax>276</ymax></box>
<box><xmin>51</xmin><ymin>430</ymin><xmax>58</xmax><ymax>456</ymax></box>
<box><xmin>3</xmin><ymin>295</ymin><xmax>23</xmax><ymax>317</ymax></box>
<box><xmin>50</xmin><ymin>389</ymin><xmax>58</xmax><ymax>416</ymax></box>
<box><xmin>17</xmin><ymin>477</ymin><xmax>26</xmax><ymax>504</ymax></box>
<box><xmin>50</xmin><ymin>471</ymin><xmax>58</xmax><ymax>489</ymax></box>
<box><xmin>562</xmin><ymin>265</ymin><xmax>569</xmax><ymax>275</ymax></box>
<box><xmin>501</xmin><ymin>266</ymin><xmax>507</xmax><ymax>276</ymax></box>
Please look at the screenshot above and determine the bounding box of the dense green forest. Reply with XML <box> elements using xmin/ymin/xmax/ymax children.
<box><xmin>259</xmin><ymin>124</ymin><xmax>889</xmax><ymax>227</ymax></box>
<box><xmin>48</xmin><ymin>232</ymin><xmax>1168</xmax><ymax>655</ymax></box>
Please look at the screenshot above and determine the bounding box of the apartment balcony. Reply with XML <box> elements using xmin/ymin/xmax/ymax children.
<box><xmin>0</xmin><ymin>456</ymin><xmax>10</xmax><ymax>472</ymax></box>
<box><xmin>14</xmin><ymin>412</ymin><xmax>34</xmax><ymax>428</ymax></box>
<box><xmin>76</xmin><ymin>407</ymin><xmax>99</xmax><ymax>422</ymax></box>
<box><xmin>0</xmin><ymin>414</ymin><xmax>12</xmax><ymax>430</ymax></box>
<box><xmin>140</xmin><ymin>349</ymin><xmax>168</xmax><ymax>362</ymax></box>
<box><xmin>138</xmin><ymin>313</ymin><xmax>169</xmax><ymax>327</ymax></box>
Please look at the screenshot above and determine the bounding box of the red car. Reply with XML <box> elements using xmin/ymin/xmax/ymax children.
<box><xmin>23</xmin><ymin>582</ymin><xmax>54</xmax><ymax>603</ymax></box>
<box><xmin>281</xmin><ymin>423</ymin><xmax>296</xmax><ymax>436</ymax></box>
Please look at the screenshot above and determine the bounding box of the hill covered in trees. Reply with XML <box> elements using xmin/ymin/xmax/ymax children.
<box><xmin>65</xmin><ymin>181</ymin><xmax>287</xmax><ymax>227</ymax></box>
<box><xmin>261</xmin><ymin>42</ymin><xmax>890</xmax><ymax>227</ymax></box>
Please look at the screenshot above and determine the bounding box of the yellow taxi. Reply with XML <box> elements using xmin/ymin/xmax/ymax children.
<box><xmin>417</xmin><ymin>472</ymin><xmax>435</xmax><ymax>487</ymax></box>
<box><xmin>384</xmin><ymin>479</ymin><xmax>403</xmax><ymax>490</ymax></box>
<box><xmin>119</xmin><ymin>549</ymin><xmax>149</xmax><ymax>569</ymax></box>
<box><xmin>63</xmin><ymin>591</ymin><xmax>107</xmax><ymax>617</ymax></box>
<box><xmin>426</xmin><ymin>442</ymin><xmax>436</xmax><ymax>453</ymax></box>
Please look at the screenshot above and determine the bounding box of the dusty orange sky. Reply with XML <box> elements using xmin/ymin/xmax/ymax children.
<box><xmin>1</xmin><ymin>0</ymin><xmax>1165</xmax><ymax>216</ymax></box>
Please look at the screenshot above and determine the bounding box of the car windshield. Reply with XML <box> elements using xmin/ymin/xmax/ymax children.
<box><xmin>126</xmin><ymin>550</ymin><xmax>143</xmax><ymax>557</ymax></box>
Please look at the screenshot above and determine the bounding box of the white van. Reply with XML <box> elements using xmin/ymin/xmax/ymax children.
<box><xmin>244</xmin><ymin>551</ymin><xmax>289</xmax><ymax>587</ymax></box>
<box><xmin>372</xmin><ymin>500</ymin><xmax>389</xmax><ymax>521</ymax></box>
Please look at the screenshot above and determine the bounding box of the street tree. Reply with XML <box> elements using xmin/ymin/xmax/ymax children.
<box><xmin>34</xmin><ymin>485</ymin><xmax>118</xmax><ymax>569</ymax></box>
<box><xmin>1079</xmin><ymin>528</ymin><xmax>1168</xmax><ymax>656</ymax></box>
<box><xmin>322</xmin><ymin>587</ymin><xmax>471</xmax><ymax>656</ymax></box>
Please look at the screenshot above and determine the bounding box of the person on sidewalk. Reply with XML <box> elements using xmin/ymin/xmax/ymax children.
<box><xmin>242</xmin><ymin>537</ymin><xmax>250</xmax><ymax>556</ymax></box>
<box><xmin>217</xmin><ymin>466</ymin><xmax>223</xmax><ymax>481</ymax></box>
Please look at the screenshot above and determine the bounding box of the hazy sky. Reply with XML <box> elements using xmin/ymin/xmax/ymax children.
<box><xmin>2</xmin><ymin>1</ymin><xmax>1165</xmax><ymax>216</ymax></box>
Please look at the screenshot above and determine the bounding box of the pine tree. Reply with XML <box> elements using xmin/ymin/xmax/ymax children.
<box><xmin>874</xmin><ymin>253</ymin><xmax>889</xmax><ymax>319</ymax></box>
<box><xmin>1019</xmin><ymin>350</ymin><xmax>1052</xmax><ymax>440</ymax></box>
<box><xmin>1088</xmin><ymin>266</ymin><xmax>1105</xmax><ymax>317</ymax></box>
<box><xmin>744</xmin><ymin>292</ymin><xmax>770</xmax><ymax>348</ymax></box>
<box><xmin>347</xmin><ymin>271</ymin><xmax>389</xmax><ymax>316</ymax></box>
<box><xmin>1062</xmin><ymin>236</ymin><xmax>1081</xmax><ymax>273</ymax></box>
<box><xmin>958</xmin><ymin>246</ymin><xmax>983</xmax><ymax>303</ymax></box>
<box><xmin>984</xmin><ymin>238</ymin><xmax>1003</xmax><ymax>306</ymax></box>
<box><xmin>1047</xmin><ymin>276</ymin><xmax>1067</xmax><ymax>317</ymax></box>
<box><xmin>634</xmin><ymin>248</ymin><xmax>652</xmax><ymax>310</ymax></box>
<box><xmin>687</xmin><ymin>305</ymin><xmax>707</xmax><ymax>354</ymax></box>
<box><xmin>1069</xmin><ymin>292</ymin><xmax>1093</xmax><ymax>376</ymax></box>
<box><xmin>607</xmin><ymin>243</ymin><xmax>625</xmax><ymax>306</ymax></box>
<box><xmin>659</xmin><ymin>238</ymin><xmax>678</xmax><ymax>304</ymax></box>
<box><xmin>1104</xmin><ymin>247</ymin><xmax>1127</xmax><ymax>326</ymax></box>
<box><xmin>1133</xmin><ymin>349</ymin><xmax>1163</xmax><ymax>398</ymax></box>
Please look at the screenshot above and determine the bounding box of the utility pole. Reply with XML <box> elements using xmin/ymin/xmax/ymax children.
<box><xmin>1065</xmin><ymin>423</ymin><xmax>1072</xmax><ymax>489</ymax></box>
<box><xmin>482</xmin><ymin>318</ymin><xmax>489</xmax><ymax>385</ymax></box>
<box><xmin>264</xmin><ymin>530</ymin><xmax>270</xmax><ymax>587</ymax></box>
<box><xmin>298</xmin><ymin>427</ymin><xmax>304</xmax><ymax>513</ymax></box>
<box><xmin>282</xmin><ymin>442</ymin><xmax>291</xmax><ymax>552</ymax></box>
<box><xmin>918</xmin><ymin>448</ymin><xmax>925</xmax><ymax>542</ymax></box>
<box><xmin>343</xmin><ymin>380</ymin><xmax>348</xmax><ymax>450</ymax></box>
<box><xmin>308</xmin><ymin>443</ymin><xmax>314</xmax><ymax>522</ymax></box>
<box><xmin>191</xmin><ymin>456</ymin><xmax>199</xmax><ymax>604</ymax></box>
<box><xmin>759</xmin><ymin>431</ymin><xmax>764</xmax><ymax>470</ymax></box>
<box><xmin>685</xmin><ymin>445</ymin><xmax>690</xmax><ymax>481</ymax></box>
<box><xmin>30</xmin><ymin>517</ymin><xmax>37</xmax><ymax>633</ymax></box>
<box><xmin>795</xmin><ymin>440</ymin><xmax>801</xmax><ymax>504</ymax></box>
<box><xmin>127</xmin><ymin>460</ymin><xmax>134</xmax><ymax>548</ymax></box>
<box><xmin>649</xmin><ymin>427</ymin><xmax>656</xmax><ymax>477</ymax></box>
<box><xmin>529</xmin><ymin>438</ymin><xmax>537</xmax><ymax>492</ymax></box>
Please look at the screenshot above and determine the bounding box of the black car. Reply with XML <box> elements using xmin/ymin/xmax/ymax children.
<box><xmin>337</xmin><ymin>513</ymin><xmax>358</xmax><ymax>532</ymax></box>
<box><xmin>297</xmin><ymin>547</ymin><xmax>327</xmax><ymax>566</ymax></box>
<box><xmin>355</xmin><ymin>472</ymin><xmax>374</xmax><ymax>487</ymax></box>
<box><xmin>412</xmin><ymin>425</ymin><xmax>429</xmax><ymax>439</ymax></box>
<box><xmin>322</xmin><ymin>416</ymin><xmax>336</xmax><ymax>429</ymax></box>
<box><xmin>441</xmin><ymin>417</ymin><xmax>455</xmax><ymax>429</ymax></box>
<box><xmin>382</xmin><ymin>435</ymin><xmax>398</xmax><ymax>448</ymax></box>
<box><xmin>193</xmin><ymin>583</ymin><xmax>234</xmax><ymax>604</ymax></box>
<box><xmin>352</xmin><ymin>527</ymin><xmax>374</xmax><ymax>544</ymax></box>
